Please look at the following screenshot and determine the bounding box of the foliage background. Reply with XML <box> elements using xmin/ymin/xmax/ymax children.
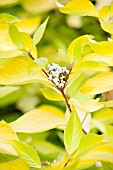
<box><xmin>0</xmin><ymin>0</ymin><xmax>113</xmax><ymax>169</ymax></box>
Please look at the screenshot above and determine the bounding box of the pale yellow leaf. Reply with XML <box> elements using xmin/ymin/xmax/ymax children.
<box><xmin>59</xmin><ymin>0</ymin><xmax>98</xmax><ymax>17</ymax></box>
<box><xmin>89</xmin><ymin>39</ymin><xmax>113</xmax><ymax>56</ymax></box>
<box><xmin>77</xmin><ymin>144</ymin><xmax>113</xmax><ymax>169</ymax></box>
<box><xmin>10</xmin><ymin>105</ymin><xmax>65</xmax><ymax>133</ymax></box>
<box><xmin>0</xmin><ymin>121</ymin><xmax>18</xmax><ymax>155</ymax></box>
<box><xmin>81</xmin><ymin>72</ymin><xmax>113</xmax><ymax>94</ymax></box>
<box><xmin>0</xmin><ymin>121</ymin><xmax>18</xmax><ymax>143</ymax></box>
<box><xmin>16</xmin><ymin>17</ymin><xmax>41</xmax><ymax>35</ymax></box>
<box><xmin>0</xmin><ymin>56</ymin><xmax>51</xmax><ymax>86</ymax></box>
<box><xmin>67</xmin><ymin>35</ymin><xmax>93</xmax><ymax>63</ymax></box>
<box><xmin>99</xmin><ymin>4</ymin><xmax>113</xmax><ymax>34</ymax></box>
<box><xmin>0</xmin><ymin>0</ymin><xmax>18</xmax><ymax>7</ymax></box>
<box><xmin>69</xmin><ymin>98</ymin><xmax>104</xmax><ymax>113</ymax></box>
<box><xmin>41</xmin><ymin>88</ymin><xmax>64</xmax><ymax>101</ymax></box>
<box><xmin>0</xmin><ymin>160</ymin><xmax>30</xmax><ymax>170</ymax></box>
<box><xmin>93</xmin><ymin>107</ymin><xmax>113</xmax><ymax>124</ymax></box>
<box><xmin>0</xmin><ymin>18</ymin><xmax>16</xmax><ymax>51</ymax></box>
<box><xmin>77</xmin><ymin>53</ymin><xmax>113</xmax><ymax>66</ymax></box>
<box><xmin>22</xmin><ymin>0</ymin><xmax>56</xmax><ymax>14</ymax></box>
<box><xmin>0</xmin><ymin>49</ymin><xmax>22</xmax><ymax>58</ymax></box>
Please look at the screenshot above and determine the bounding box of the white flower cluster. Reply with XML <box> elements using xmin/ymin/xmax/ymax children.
<box><xmin>48</xmin><ymin>63</ymin><xmax>69</xmax><ymax>88</ymax></box>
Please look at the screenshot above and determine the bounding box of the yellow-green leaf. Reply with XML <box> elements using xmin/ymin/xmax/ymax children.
<box><xmin>0</xmin><ymin>121</ymin><xmax>18</xmax><ymax>155</ymax></box>
<box><xmin>89</xmin><ymin>39</ymin><xmax>113</xmax><ymax>56</ymax></box>
<box><xmin>104</xmin><ymin>125</ymin><xmax>113</xmax><ymax>144</ymax></box>
<box><xmin>99</xmin><ymin>4</ymin><xmax>113</xmax><ymax>34</ymax></box>
<box><xmin>58</xmin><ymin>0</ymin><xmax>98</xmax><ymax>17</ymax></box>
<box><xmin>10</xmin><ymin>105</ymin><xmax>65</xmax><ymax>133</ymax></box>
<box><xmin>34</xmin><ymin>57</ymin><xmax>48</xmax><ymax>69</ymax></box>
<box><xmin>64</xmin><ymin>109</ymin><xmax>83</xmax><ymax>155</ymax></box>
<box><xmin>9</xmin><ymin>24</ymin><xmax>23</xmax><ymax>49</ymax></box>
<box><xmin>33</xmin><ymin>17</ymin><xmax>49</xmax><ymax>46</ymax></box>
<box><xmin>67</xmin><ymin>35</ymin><xmax>93</xmax><ymax>63</ymax></box>
<box><xmin>0</xmin><ymin>86</ymin><xmax>20</xmax><ymax>99</ymax></box>
<box><xmin>0</xmin><ymin>49</ymin><xmax>22</xmax><ymax>59</ymax></box>
<box><xmin>10</xmin><ymin>140</ymin><xmax>41</xmax><ymax>169</ymax></box>
<box><xmin>0</xmin><ymin>13</ymin><xmax>20</xmax><ymax>23</ymax></box>
<box><xmin>81</xmin><ymin>72</ymin><xmax>113</xmax><ymax>94</ymax></box>
<box><xmin>0</xmin><ymin>121</ymin><xmax>18</xmax><ymax>143</ymax></box>
<box><xmin>0</xmin><ymin>56</ymin><xmax>50</xmax><ymax>86</ymax></box>
<box><xmin>93</xmin><ymin>107</ymin><xmax>113</xmax><ymax>124</ymax></box>
<box><xmin>0</xmin><ymin>160</ymin><xmax>30</xmax><ymax>170</ymax></box>
<box><xmin>77</xmin><ymin>144</ymin><xmax>113</xmax><ymax>169</ymax></box>
<box><xmin>41</xmin><ymin>88</ymin><xmax>64</xmax><ymax>101</ymax></box>
<box><xmin>76</xmin><ymin>53</ymin><xmax>113</xmax><ymax>66</ymax></box>
<box><xmin>75</xmin><ymin>61</ymin><xmax>109</xmax><ymax>73</ymax></box>
<box><xmin>20</xmin><ymin>32</ymin><xmax>33</xmax><ymax>52</ymax></box>
<box><xmin>22</xmin><ymin>0</ymin><xmax>56</xmax><ymax>14</ymax></box>
<box><xmin>16</xmin><ymin>16</ymin><xmax>41</xmax><ymax>35</ymax></box>
<box><xmin>58</xmin><ymin>49</ymin><xmax>69</xmax><ymax>62</ymax></box>
<box><xmin>77</xmin><ymin>133</ymin><xmax>105</xmax><ymax>155</ymax></box>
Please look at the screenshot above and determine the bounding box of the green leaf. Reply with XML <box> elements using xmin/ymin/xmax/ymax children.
<box><xmin>67</xmin><ymin>35</ymin><xmax>93</xmax><ymax>63</ymax></box>
<box><xmin>105</xmin><ymin>125</ymin><xmax>113</xmax><ymax>145</ymax></box>
<box><xmin>0</xmin><ymin>160</ymin><xmax>30</xmax><ymax>170</ymax></box>
<box><xmin>81</xmin><ymin>72</ymin><xmax>113</xmax><ymax>94</ymax></box>
<box><xmin>64</xmin><ymin>109</ymin><xmax>83</xmax><ymax>155</ymax></box>
<box><xmin>9</xmin><ymin>25</ymin><xmax>23</xmax><ymax>49</ymax></box>
<box><xmin>66</xmin><ymin>73</ymin><xmax>88</xmax><ymax>98</ymax></box>
<box><xmin>41</xmin><ymin>88</ymin><xmax>64</xmax><ymax>101</ymax></box>
<box><xmin>31</xmin><ymin>140</ymin><xmax>63</xmax><ymax>161</ymax></box>
<box><xmin>0</xmin><ymin>13</ymin><xmax>20</xmax><ymax>23</ymax></box>
<box><xmin>33</xmin><ymin>17</ymin><xmax>49</xmax><ymax>46</ymax></box>
<box><xmin>58</xmin><ymin>0</ymin><xmax>98</xmax><ymax>17</ymax></box>
<box><xmin>102</xmin><ymin>162</ymin><xmax>113</xmax><ymax>170</ymax></box>
<box><xmin>10</xmin><ymin>105</ymin><xmax>65</xmax><ymax>133</ymax></box>
<box><xmin>10</xmin><ymin>140</ymin><xmax>41</xmax><ymax>169</ymax></box>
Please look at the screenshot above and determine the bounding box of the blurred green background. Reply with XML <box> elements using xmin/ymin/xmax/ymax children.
<box><xmin>0</xmin><ymin>0</ymin><xmax>110</xmax><ymax>163</ymax></box>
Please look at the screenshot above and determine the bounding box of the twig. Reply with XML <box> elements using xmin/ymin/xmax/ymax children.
<box><xmin>60</xmin><ymin>89</ymin><xmax>72</xmax><ymax>112</ymax></box>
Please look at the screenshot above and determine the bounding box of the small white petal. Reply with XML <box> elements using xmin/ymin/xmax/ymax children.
<box><xmin>55</xmin><ymin>82</ymin><xmax>60</xmax><ymax>86</ymax></box>
<box><xmin>53</xmin><ymin>78</ymin><xmax>59</xmax><ymax>83</ymax></box>
<box><xmin>61</xmin><ymin>67</ymin><xmax>66</xmax><ymax>72</ymax></box>
<box><xmin>56</xmin><ymin>69</ymin><xmax>61</xmax><ymax>74</ymax></box>
<box><xmin>48</xmin><ymin>75</ymin><xmax>53</xmax><ymax>80</ymax></box>
<box><xmin>51</xmin><ymin>71</ymin><xmax>56</xmax><ymax>75</ymax></box>
<box><xmin>66</xmin><ymin>70</ymin><xmax>69</xmax><ymax>74</ymax></box>
<box><xmin>58</xmin><ymin>83</ymin><xmax>64</xmax><ymax>88</ymax></box>
<box><xmin>60</xmin><ymin>75</ymin><xmax>65</xmax><ymax>80</ymax></box>
<box><xmin>49</xmin><ymin>66</ymin><xmax>54</xmax><ymax>71</ymax></box>
<box><xmin>54</xmin><ymin>73</ymin><xmax>59</xmax><ymax>78</ymax></box>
